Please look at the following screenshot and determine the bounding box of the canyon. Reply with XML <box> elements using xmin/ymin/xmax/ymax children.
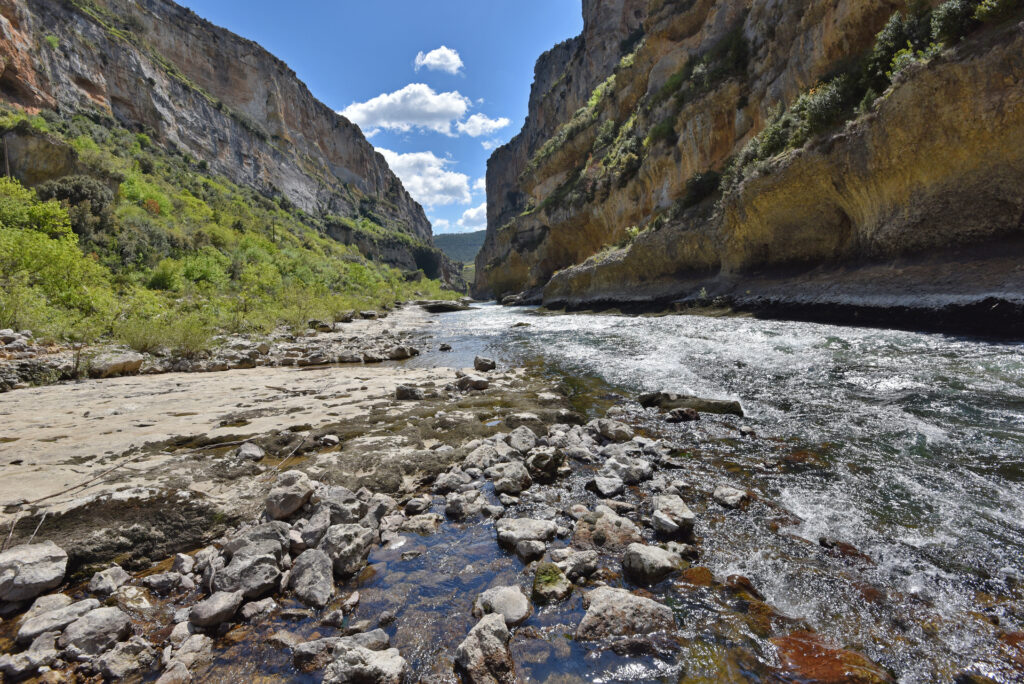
<box><xmin>476</xmin><ymin>0</ymin><xmax>1024</xmax><ymax>335</ymax></box>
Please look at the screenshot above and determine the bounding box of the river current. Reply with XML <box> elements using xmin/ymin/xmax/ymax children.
<box><xmin>409</xmin><ymin>305</ymin><xmax>1024</xmax><ymax>682</ymax></box>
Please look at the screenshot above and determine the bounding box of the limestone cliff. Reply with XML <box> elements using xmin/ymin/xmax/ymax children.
<box><xmin>0</xmin><ymin>0</ymin><xmax>462</xmax><ymax>284</ymax></box>
<box><xmin>477</xmin><ymin>0</ymin><xmax>1024</xmax><ymax>333</ymax></box>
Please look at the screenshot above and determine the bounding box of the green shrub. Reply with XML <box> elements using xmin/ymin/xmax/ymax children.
<box><xmin>789</xmin><ymin>75</ymin><xmax>854</xmax><ymax>146</ymax></box>
<box><xmin>44</xmin><ymin>35</ymin><xmax>60</xmax><ymax>49</ymax></box>
<box><xmin>932</xmin><ymin>0</ymin><xmax>980</xmax><ymax>42</ymax></box>
<box><xmin>975</xmin><ymin>0</ymin><xmax>1022</xmax><ymax>21</ymax></box>
<box><xmin>148</xmin><ymin>258</ymin><xmax>183</xmax><ymax>291</ymax></box>
<box><xmin>114</xmin><ymin>317</ymin><xmax>166</xmax><ymax>353</ymax></box>
<box><xmin>36</xmin><ymin>175</ymin><xmax>114</xmax><ymax>212</ymax></box>
<box><xmin>645</xmin><ymin>118</ymin><xmax>677</xmax><ymax>146</ymax></box>
<box><xmin>168</xmin><ymin>313</ymin><xmax>214</xmax><ymax>358</ymax></box>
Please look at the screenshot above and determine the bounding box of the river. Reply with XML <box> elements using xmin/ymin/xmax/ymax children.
<box><xmin>408</xmin><ymin>304</ymin><xmax>1024</xmax><ymax>682</ymax></box>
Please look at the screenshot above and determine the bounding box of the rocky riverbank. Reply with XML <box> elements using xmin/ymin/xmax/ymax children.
<box><xmin>1</xmin><ymin>307</ymin><xmax>1022</xmax><ymax>682</ymax></box>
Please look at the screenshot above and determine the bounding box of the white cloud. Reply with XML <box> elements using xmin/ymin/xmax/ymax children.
<box><xmin>473</xmin><ymin>177</ymin><xmax>486</xmax><ymax>193</ymax></box>
<box><xmin>456</xmin><ymin>113</ymin><xmax>510</xmax><ymax>137</ymax></box>
<box><xmin>377</xmin><ymin>148</ymin><xmax>471</xmax><ymax>208</ymax></box>
<box><xmin>431</xmin><ymin>218</ymin><xmax>452</xmax><ymax>232</ymax></box>
<box><xmin>457</xmin><ymin>202</ymin><xmax>488</xmax><ymax>230</ymax></box>
<box><xmin>340</xmin><ymin>84</ymin><xmax>471</xmax><ymax>136</ymax></box>
<box><xmin>414</xmin><ymin>46</ymin><xmax>464</xmax><ymax>75</ymax></box>
<box><xmin>481</xmin><ymin>139</ymin><xmax>503</xmax><ymax>151</ymax></box>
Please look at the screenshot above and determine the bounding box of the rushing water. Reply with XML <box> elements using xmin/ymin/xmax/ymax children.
<box><xmin>406</xmin><ymin>304</ymin><xmax>1024</xmax><ymax>682</ymax></box>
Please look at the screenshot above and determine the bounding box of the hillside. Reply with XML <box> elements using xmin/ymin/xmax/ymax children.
<box><xmin>476</xmin><ymin>0</ymin><xmax>1024</xmax><ymax>334</ymax></box>
<box><xmin>434</xmin><ymin>230</ymin><xmax>487</xmax><ymax>263</ymax></box>
<box><xmin>0</xmin><ymin>0</ymin><xmax>465</xmax><ymax>349</ymax></box>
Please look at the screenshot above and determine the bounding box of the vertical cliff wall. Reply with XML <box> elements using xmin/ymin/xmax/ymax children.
<box><xmin>0</xmin><ymin>0</ymin><xmax>444</xmax><ymax>265</ymax></box>
<box><xmin>475</xmin><ymin>0</ymin><xmax>1024</xmax><ymax>333</ymax></box>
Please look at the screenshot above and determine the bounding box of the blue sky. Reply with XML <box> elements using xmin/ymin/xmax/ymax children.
<box><xmin>177</xmin><ymin>1</ymin><xmax>583</xmax><ymax>233</ymax></box>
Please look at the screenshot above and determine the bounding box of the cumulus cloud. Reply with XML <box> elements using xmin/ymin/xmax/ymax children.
<box><xmin>457</xmin><ymin>202</ymin><xmax>488</xmax><ymax>230</ymax></box>
<box><xmin>473</xmin><ymin>177</ymin><xmax>486</xmax><ymax>193</ymax></box>
<box><xmin>377</xmin><ymin>148</ymin><xmax>471</xmax><ymax>208</ymax></box>
<box><xmin>481</xmin><ymin>139</ymin><xmax>503</xmax><ymax>151</ymax></box>
<box><xmin>340</xmin><ymin>84</ymin><xmax>471</xmax><ymax>136</ymax></box>
<box><xmin>456</xmin><ymin>113</ymin><xmax>511</xmax><ymax>137</ymax></box>
<box><xmin>414</xmin><ymin>46</ymin><xmax>464</xmax><ymax>74</ymax></box>
<box><xmin>431</xmin><ymin>218</ymin><xmax>452</xmax><ymax>233</ymax></box>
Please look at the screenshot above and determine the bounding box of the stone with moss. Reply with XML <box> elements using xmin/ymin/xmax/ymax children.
<box><xmin>531</xmin><ymin>562</ymin><xmax>572</xmax><ymax>603</ymax></box>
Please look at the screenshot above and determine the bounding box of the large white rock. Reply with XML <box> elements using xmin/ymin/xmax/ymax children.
<box><xmin>472</xmin><ymin>585</ymin><xmax>531</xmax><ymax>626</ymax></box>
<box><xmin>58</xmin><ymin>606</ymin><xmax>133</xmax><ymax>655</ymax></box>
<box><xmin>0</xmin><ymin>542</ymin><xmax>68</xmax><ymax>603</ymax></box>
<box><xmin>621</xmin><ymin>543</ymin><xmax>685</xmax><ymax>585</ymax></box>
<box><xmin>322</xmin><ymin>643</ymin><xmax>408</xmax><ymax>684</ymax></box>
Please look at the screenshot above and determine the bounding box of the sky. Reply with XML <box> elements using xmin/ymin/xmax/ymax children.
<box><xmin>177</xmin><ymin>1</ymin><xmax>584</xmax><ymax>234</ymax></box>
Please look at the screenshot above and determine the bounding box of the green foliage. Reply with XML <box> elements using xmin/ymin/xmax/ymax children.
<box><xmin>44</xmin><ymin>34</ymin><xmax>60</xmax><ymax>49</ymax></box>
<box><xmin>932</xmin><ymin>0</ymin><xmax>980</xmax><ymax>42</ymax></box>
<box><xmin>645</xmin><ymin>118</ymin><xmax>677</xmax><ymax>147</ymax></box>
<box><xmin>974</xmin><ymin>0</ymin><xmax>1022</xmax><ymax>21</ymax></box>
<box><xmin>0</xmin><ymin>105</ymin><xmax>458</xmax><ymax>350</ymax></box>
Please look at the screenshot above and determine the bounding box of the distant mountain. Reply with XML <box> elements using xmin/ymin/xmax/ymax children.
<box><xmin>435</xmin><ymin>230</ymin><xmax>487</xmax><ymax>263</ymax></box>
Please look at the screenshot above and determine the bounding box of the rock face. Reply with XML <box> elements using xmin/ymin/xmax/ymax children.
<box><xmin>0</xmin><ymin>541</ymin><xmax>67</xmax><ymax>603</ymax></box>
<box><xmin>476</xmin><ymin>0</ymin><xmax>1024</xmax><ymax>335</ymax></box>
<box><xmin>0</xmin><ymin>0</ymin><xmax>464</xmax><ymax>286</ymax></box>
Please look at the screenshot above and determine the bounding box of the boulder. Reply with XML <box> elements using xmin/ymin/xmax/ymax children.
<box><xmin>89</xmin><ymin>565</ymin><xmax>131</xmax><ymax>596</ymax></box>
<box><xmin>472</xmin><ymin>586</ymin><xmax>531</xmax><ymax>627</ymax></box>
<box><xmin>487</xmin><ymin>461</ymin><xmax>532</xmax><ymax>496</ymax></box>
<box><xmin>525</xmin><ymin>447</ymin><xmax>564</xmax><ymax>483</ymax></box>
<box><xmin>576</xmin><ymin>586</ymin><xmax>675</xmax><ymax>640</ymax></box>
<box><xmin>89</xmin><ymin>351</ymin><xmax>144</xmax><ymax>378</ymax></box>
<box><xmin>713</xmin><ymin>485</ymin><xmax>748</xmax><ymax>508</ymax></box>
<box><xmin>514</xmin><ymin>540</ymin><xmax>546</xmax><ymax>563</ymax></box>
<box><xmin>531</xmin><ymin>562</ymin><xmax>572</xmax><ymax>603</ymax></box>
<box><xmin>172</xmin><ymin>554</ymin><xmax>195</xmax><ymax>575</ymax></box>
<box><xmin>17</xmin><ymin>598</ymin><xmax>99</xmax><ymax>644</ymax></box>
<box><xmin>506</xmin><ymin>426</ymin><xmax>537</xmax><ymax>453</ymax></box>
<box><xmin>190</xmin><ymin>591</ymin><xmax>243</xmax><ymax>627</ymax></box>
<box><xmin>23</xmin><ymin>593</ymin><xmax>72</xmax><ymax>621</ymax></box>
<box><xmin>400</xmin><ymin>513</ymin><xmax>443</xmax><ymax>536</ymax></box>
<box><xmin>213</xmin><ymin>548</ymin><xmax>281</xmax><ymax>599</ymax></box>
<box><xmin>0</xmin><ymin>542</ymin><xmax>68</xmax><ymax>602</ymax></box>
<box><xmin>651</xmin><ymin>494</ymin><xmax>696</xmax><ymax>538</ymax></box>
<box><xmin>432</xmin><ymin>469</ymin><xmax>472</xmax><ymax>494</ymax></box>
<box><xmin>234</xmin><ymin>442</ymin><xmax>265</xmax><ymax>461</ymax></box>
<box><xmin>495</xmin><ymin>518</ymin><xmax>557</xmax><ymax>550</ymax></box>
<box><xmin>240</xmin><ymin>597</ymin><xmax>278</xmax><ymax>622</ymax></box>
<box><xmin>474</xmin><ymin>356</ymin><xmax>496</xmax><ymax>372</ymax></box>
<box><xmin>457</xmin><ymin>375</ymin><xmax>489</xmax><ymax>391</ymax></box>
<box><xmin>572</xmin><ymin>506</ymin><xmax>643</xmax><ymax>551</ymax></box>
<box><xmin>666</xmin><ymin>407</ymin><xmax>700</xmax><ymax>423</ymax></box>
<box><xmin>421</xmin><ymin>300</ymin><xmax>469</xmax><ymax>313</ymax></box>
<box><xmin>288</xmin><ymin>549</ymin><xmax>334</xmax><ymax>608</ymax></box>
<box><xmin>454</xmin><ymin>613</ymin><xmax>516</xmax><ymax>684</ymax></box>
<box><xmin>622</xmin><ymin>543</ymin><xmax>685</xmax><ymax>585</ymax></box>
<box><xmin>556</xmin><ymin>550</ymin><xmax>599</xmax><ymax>582</ymax></box>
<box><xmin>395</xmin><ymin>385</ymin><xmax>424</xmax><ymax>401</ymax></box>
<box><xmin>446</xmin><ymin>491</ymin><xmax>484</xmax><ymax>521</ymax></box>
<box><xmin>0</xmin><ymin>631</ymin><xmax>59</xmax><ymax>679</ymax></box>
<box><xmin>638</xmin><ymin>391</ymin><xmax>744</xmax><ymax>417</ymax></box>
<box><xmin>59</xmin><ymin>606</ymin><xmax>133</xmax><ymax>655</ymax></box>
<box><xmin>323</xmin><ymin>643</ymin><xmax>408</xmax><ymax>684</ymax></box>
<box><xmin>588</xmin><ymin>476</ymin><xmax>625</xmax><ymax>498</ymax></box>
<box><xmin>771</xmin><ymin>631</ymin><xmax>894</xmax><ymax>684</ymax></box>
<box><xmin>464</xmin><ymin>444</ymin><xmax>502</xmax><ymax>470</ymax></box>
<box><xmin>318</xmin><ymin>524</ymin><xmax>377</xmax><ymax>577</ymax></box>
<box><xmin>266</xmin><ymin>470</ymin><xmax>314</xmax><ymax>520</ymax></box>
<box><xmin>96</xmin><ymin>635</ymin><xmax>159</xmax><ymax>679</ymax></box>
<box><xmin>591</xmin><ymin>419</ymin><xmax>634</xmax><ymax>442</ymax></box>
<box><xmin>142</xmin><ymin>571</ymin><xmax>182</xmax><ymax>594</ymax></box>
<box><xmin>599</xmin><ymin>453</ymin><xmax>653</xmax><ymax>484</ymax></box>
